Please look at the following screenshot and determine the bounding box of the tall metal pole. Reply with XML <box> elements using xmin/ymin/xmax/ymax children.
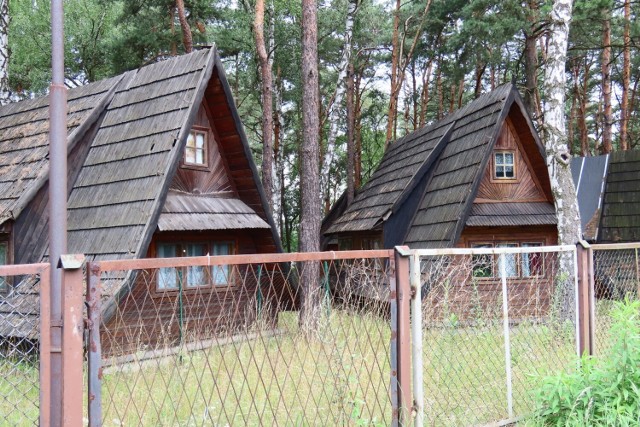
<box><xmin>49</xmin><ymin>0</ymin><xmax>68</xmax><ymax>425</ymax></box>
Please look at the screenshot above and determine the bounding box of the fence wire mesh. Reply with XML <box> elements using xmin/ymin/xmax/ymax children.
<box><xmin>592</xmin><ymin>245</ymin><xmax>640</xmax><ymax>356</ymax></box>
<box><xmin>92</xmin><ymin>253</ymin><xmax>393</xmax><ymax>426</ymax></box>
<box><xmin>416</xmin><ymin>248</ymin><xmax>578</xmax><ymax>426</ymax></box>
<box><xmin>0</xmin><ymin>265</ymin><xmax>48</xmax><ymax>426</ymax></box>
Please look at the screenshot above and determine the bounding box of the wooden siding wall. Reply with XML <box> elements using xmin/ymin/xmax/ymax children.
<box><xmin>203</xmin><ymin>69</ymin><xmax>277</xmax><ymax>254</ymax></box>
<box><xmin>170</xmin><ymin>102</ymin><xmax>236</xmax><ymax>196</ymax></box>
<box><xmin>101</xmin><ymin>230</ymin><xmax>286</xmax><ymax>357</ymax></box>
<box><xmin>458</xmin><ymin>225</ymin><xmax>558</xmax><ymax>247</ymax></box>
<box><xmin>475</xmin><ymin>118</ymin><xmax>547</xmax><ymax>203</ymax></box>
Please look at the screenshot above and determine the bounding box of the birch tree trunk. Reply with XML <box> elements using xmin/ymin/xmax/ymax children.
<box><xmin>300</xmin><ymin>0</ymin><xmax>322</xmax><ymax>335</ymax></box>
<box><xmin>543</xmin><ymin>0</ymin><xmax>581</xmax><ymax>323</ymax></box>
<box><xmin>320</xmin><ymin>0</ymin><xmax>357</xmax><ymax>209</ymax></box>
<box><xmin>619</xmin><ymin>0</ymin><xmax>631</xmax><ymax>151</ymax></box>
<box><xmin>0</xmin><ymin>0</ymin><xmax>10</xmax><ymax>105</ymax></box>
<box><xmin>253</xmin><ymin>0</ymin><xmax>275</xmax><ymax>212</ymax></box>
<box><xmin>346</xmin><ymin>62</ymin><xmax>355</xmax><ymax>205</ymax></box>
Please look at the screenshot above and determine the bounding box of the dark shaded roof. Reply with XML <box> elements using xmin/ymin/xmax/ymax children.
<box><xmin>599</xmin><ymin>150</ymin><xmax>640</xmax><ymax>242</ymax></box>
<box><xmin>0</xmin><ymin>76</ymin><xmax>123</xmax><ymax>225</ymax></box>
<box><xmin>158</xmin><ymin>192</ymin><xmax>270</xmax><ymax>231</ymax></box>
<box><xmin>324</xmin><ymin>84</ymin><xmax>552</xmax><ymax>249</ymax></box>
<box><xmin>571</xmin><ymin>155</ymin><xmax>609</xmax><ymax>241</ymax></box>
<box><xmin>324</xmin><ymin>119</ymin><xmax>453</xmax><ymax>234</ymax></box>
<box><xmin>466</xmin><ymin>203</ymin><xmax>556</xmax><ymax>227</ymax></box>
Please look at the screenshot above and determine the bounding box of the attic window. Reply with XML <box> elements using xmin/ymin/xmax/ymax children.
<box><xmin>494</xmin><ymin>151</ymin><xmax>515</xmax><ymax>179</ymax></box>
<box><xmin>184</xmin><ymin>129</ymin><xmax>207</xmax><ymax>166</ymax></box>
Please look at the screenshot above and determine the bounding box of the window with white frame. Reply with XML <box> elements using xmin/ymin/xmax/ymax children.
<box><xmin>156</xmin><ymin>242</ymin><xmax>234</xmax><ymax>290</ymax></box>
<box><xmin>184</xmin><ymin>129</ymin><xmax>207</xmax><ymax>166</ymax></box>
<box><xmin>470</xmin><ymin>241</ymin><xmax>544</xmax><ymax>279</ymax></box>
<box><xmin>494</xmin><ymin>151</ymin><xmax>515</xmax><ymax>179</ymax></box>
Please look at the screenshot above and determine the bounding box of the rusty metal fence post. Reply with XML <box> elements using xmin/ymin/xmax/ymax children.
<box><xmin>576</xmin><ymin>242</ymin><xmax>594</xmax><ymax>356</ymax></box>
<box><xmin>58</xmin><ymin>255</ymin><xmax>85</xmax><ymax>426</ymax></box>
<box><xmin>394</xmin><ymin>246</ymin><xmax>412</xmax><ymax>426</ymax></box>
<box><xmin>86</xmin><ymin>262</ymin><xmax>103</xmax><ymax>427</ymax></box>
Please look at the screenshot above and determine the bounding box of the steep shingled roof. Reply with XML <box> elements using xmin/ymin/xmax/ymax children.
<box><xmin>326</xmin><ymin>84</ymin><xmax>542</xmax><ymax>248</ymax></box>
<box><xmin>0</xmin><ymin>76</ymin><xmax>123</xmax><ymax>225</ymax></box>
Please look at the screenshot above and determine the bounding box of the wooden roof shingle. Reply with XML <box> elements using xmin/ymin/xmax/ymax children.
<box><xmin>324</xmin><ymin>84</ymin><xmax>551</xmax><ymax>249</ymax></box>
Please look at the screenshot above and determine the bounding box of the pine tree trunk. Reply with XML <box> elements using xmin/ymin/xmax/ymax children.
<box><xmin>346</xmin><ymin>62</ymin><xmax>355</xmax><ymax>205</ymax></box>
<box><xmin>385</xmin><ymin>0</ymin><xmax>401</xmax><ymax>147</ymax></box>
<box><xmin>273</xmin><ymin>68</ymin><xmax>283</xmax><ymax>233</ymax></box>
<box><xmin>543</xmin><ymin>0</ymin><xmax>581</xmax><ymax>322</ymax></box>
<box><xmin>619</xmin><ymin>0</ymin><xmax>631</xmax><ymax>151</ymax></box>
<box><xmin>354</xmin><ymin>65</ymin><xmax>363</xmax><ymax>189</ymax></box>
<box><xmin>436</xmin><ymin>60</ymin><xmax>443</xmax><ymax>119</ymax></box>
<box><xmin>601</xmin><ymin>11</ymin><xmax>612</xmax><ymax>154</ymax></box>
<box><xmin>254</xmin><ymin>0</ymin><xmax>275</xmax><ymax>213</ymax></box>
<box><xmin>578</xmin><ymin>59</ymin><xmax>591</xmax><ymax>156</ymax></box>
<box><xmin>0</xmin><ymin>0</ymin><xmax>10</xmax><ymax>105</ymax></box>
<box><xmin>300</xmin><ymin>0</ymin><xmax>322</xmax><ymax>335</ymax></box>
<box><xmin>175</xmin><ymin>0</ymin><xmax>193</xmax><ymax>53</ymax></box>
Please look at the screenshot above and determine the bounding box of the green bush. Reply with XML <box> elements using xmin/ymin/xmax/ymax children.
<box><xmin>532</xmin><ymin>299</ymin><xmax>640</xmax><ymax>426</ymax></box>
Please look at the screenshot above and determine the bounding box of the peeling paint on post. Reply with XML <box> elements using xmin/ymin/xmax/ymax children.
<box><xmin>59</xmin><ymin>255</ymin><xmax>85</xmax><ymax>426</ymax></box>
<box><xmin>87</xmin><ymin>262</ymin><xmax>103</xmax><ymax>427</ymax></box>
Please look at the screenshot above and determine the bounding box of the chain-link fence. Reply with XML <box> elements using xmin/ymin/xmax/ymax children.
<box><xmin>412</xmin><ymin>246</ymin><xmax>578</xmax><ymax>426</ymax></box>
<box><xmin>592</xmin><ymin>243</ymin><xmax>640</xmax><ymax>356</ymax></box>
<box><xmin>0</xmin><ymin>263</ymin><xmax>50</xmax><ymax>426</ymax></box>
<box><xmin>87</xmin><ymin>251</ymin><xmax>395</xmax><ymax>426</ymax></box>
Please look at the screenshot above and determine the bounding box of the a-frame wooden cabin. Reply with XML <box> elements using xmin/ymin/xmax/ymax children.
<box><xmin>0</xmin><ymin>47</ymin><xmax>285</xmax><ymax>350</ymax></box>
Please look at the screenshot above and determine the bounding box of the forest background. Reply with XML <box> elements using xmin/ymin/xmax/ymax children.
<box><xmin>0</xmin><ymin>0</ymin><xmax>637</xmax><ymax>251</ymax></box>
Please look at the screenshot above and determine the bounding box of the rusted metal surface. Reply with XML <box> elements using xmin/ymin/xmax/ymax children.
<box><xmin>39</xmin><ymin>265</ymin><xmax>51</xmax><ymax>427</ymax></box>
<box><xmin>394</xmin><ymin>246</ymin><xmax>412</xmax><ymax>425</ymax></box>
<box><xmin>62</xmin><ymin>262</ymin><xmax>84</xmax><ymax>426</ymax></box>
<box><xmin>86</xmin><ymin>262</ymin><xmax>103</xmax><ymax>427</ymax></box>
<box><xmin>388</xmin><ymin>252</ymin><xmax>399</xmax><ymax>427</ymax></box>
<box><xmin>576</xmin><ymin>242</ymin><xmax>594</xmax><ymax>356</ymax></box>
<box><xmin>96</xmin><ymin>249</ymin><xmax>394</xmax><ymax>271</ymax></box>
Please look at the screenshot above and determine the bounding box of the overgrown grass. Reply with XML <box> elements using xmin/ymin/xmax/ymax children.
<box><xmin>531</xmin><ymin>299</ymin><xmax>640</xmax><ymax>426</ymax></box>
<box><xmin>0</xmin><ymin>355</ymin><xmax>40</xmax><ymax>426</ymax></box>
<box><xmin>0</xmin><ymin>303</ymin><xmax>619</xmax><ymax>426</ymax></box>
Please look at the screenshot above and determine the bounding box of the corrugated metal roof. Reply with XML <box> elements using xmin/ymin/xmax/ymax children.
<box><xmin>466</xmin><ymin>202</ymin><xmax>556</xmax><ymax>227</ymax></box>
<box><xmin>571</xmin><ymin>155</ymin><xmax>608</xmax><ymax>241</ymax></box>
<box><xmin>158</xmin><ymin>192</ymin><xmax>270</xmax><ymax>231</ymax></box>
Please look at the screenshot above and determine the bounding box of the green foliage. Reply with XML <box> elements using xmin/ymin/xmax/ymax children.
<box><xmin>533</xmin><ymin>299</ymin><xmax>640</xmax><ymax>426</ymax></box>
<box><xmin>9</xmin><ymin>0</ymin><xmax>123</xmax><ymax>94</ymax></box>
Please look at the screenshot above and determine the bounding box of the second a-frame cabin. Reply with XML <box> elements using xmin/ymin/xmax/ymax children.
<box><xmin>323</xmin><ymin>84</ymin><xmax>557</xmax><ymax>253</ymax></box>
<box><xmin>0</xmin><ymin>47</ymin><xmax>286</xmax><ymax>353</ymax></box>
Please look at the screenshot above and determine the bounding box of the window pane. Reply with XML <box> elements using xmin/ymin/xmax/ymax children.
<box><xmin>196</xmin><ymin>133</ymin><xmax>205</xmax><ymax>149</ymax></box>
<box><xmin>471</xmin><ymin>244</ymin><xmax>493</xmax><ymax>278</ymax></box>
<box><xmin>0</xmin><ymin>243</ymin><xmax>7</xmax><ymax>291</ymax></box>
<box><xmin>185</xmin><ymin>147</ymin><xmax>196</xmax><ymax>163</ymax></box>
<box><xmin>213</xmin><ymin>243</ymin><xmax>231</xmax><ymax>285</ymax></box>
<box><xmin>496</xmin><ymin>166</ymin><xmax>504</xmax><ymax>177</ymax></box>
<box><xmin>522</xmin><ymin>243</ymin><xmax>543</xmax><ymax>277</ymax></box>
<box><xmin>157</xmin><ymin>244</ymin><xmax>178</xmax><ymax>290</ymax></box>
<box><xmin>187</xmin><ymin>244</ymin><xmax>208</xmax><ymax>287</ymax></box>
<box><xmin>496</xmin><ymin>243</ymin><xmax>518</xmax><ymax>277</ymax></box>
<box><xmin>505</xmin><ymin>152</ymin><xmax>514</xmax><ymax>164</ymax></box>
<box><xmin>505</xmin><ymin>166</ymin><xmax>514</xmax><ymax>178</ymax></box>
<box><xmin>195</xmin><ymin>148</ymin><xmax>204</xmax><ymax>165</ymax></box>
<box><xmin>495</xmin><ymin>153</ymin><xmax>504</xmax><ymax>165</ymax></box>
<box><xmin>187</xmin><ymin>132</ymin><xmax>196</xmax><ymax>148</ymax></box>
